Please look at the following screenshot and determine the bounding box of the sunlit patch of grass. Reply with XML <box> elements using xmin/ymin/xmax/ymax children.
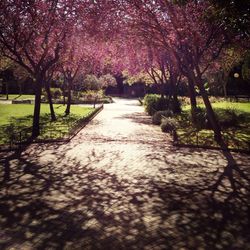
<box><xmin>176</xmin><ymin>101</ymin><xmax>250</xmax><ymax>150</ymax></box>
<box><xmin>0</xmin><ymin>104</ymin><xmax>94</xmax><ymax>144</ymax></box>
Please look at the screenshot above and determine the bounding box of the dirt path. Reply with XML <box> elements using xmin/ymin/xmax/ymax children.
<box><xmin>0</xmin><ymin>98</ymin><xmax>249</xmax><ymax>250</ymax></box>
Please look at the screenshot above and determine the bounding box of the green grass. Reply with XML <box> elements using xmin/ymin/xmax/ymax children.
<box><xmin>0</xmin><ymin>94</ymin><xmax>36</xmax><ymax>100</ymax></box>
<box><xmin>183</xmin><ymin>101</ymin><xmax>250</xmax><ymax>113</ymax></box>
<box><xmin>0</xmin><ymin>104</ymin><xmax>94</xmax><ymax>144</ymax></box>
<box><xmin>177</xmin><ymin>101</ymin><xmax>250</xmax><ymax>151</ymax></box>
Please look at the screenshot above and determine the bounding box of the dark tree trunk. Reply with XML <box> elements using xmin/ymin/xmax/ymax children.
<box><xmin>196</xmin><ymin>76</ymin><xmax>222</xmax><ymax>141</ymax></box>
<box><xmin>18</xmin><ymin>82</ymin><xmax>22</xmax><ymax>95</ymax></box>
<box><xmin>45</xmin><ymin>83</ymin><xmax>56</xmax><ymax>121</ymax></box>
<box><xmin>6</xmin><ymin>83</ymin><xmax>9</xmax><ymax>100</ymax></box>
<box><xmin>32</xmin><ymin>76</ymin><xmax>43</xmax><ymax>138</ymax></box>
<box><xmin>65</xmin><ymin>79</ymin><xmax>72</xmax><ymax>116</ymax></box>
<box><xmin>160</xmin><ymin>82</ymin><xmax>165</xmax><ymax>98</ymax></box>
<box><xmin>170</xmin><ymin>75</ymin><xmax>180</xmax><ymax>113</ymax></box>
<box><xmin>63</xmin><ymin>79</ymin><xmax>66</xmax><ymax>105</ymax></box>
<box><xmin>187</xmin><ymin>78</ymin><xmax>197</xmax><ymax>109</ymax></box>
<box><xmin>195</xmin><ymin>69</ymin><xmax>236</xmax><ymax>166</ymax></box>
<box><xmin>115</xmin><ymin>73</ymin><xmax>124</xmax><ymax>95</ymax></box>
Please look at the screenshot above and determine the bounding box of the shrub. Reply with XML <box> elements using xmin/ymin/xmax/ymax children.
<box><xmin>215</xmin><ymin>108</ymin><xmax>240</xmax><ymax>128</ymax></box>
<box><xmin>144</xmin><ymin>94</ymin><xmax>163</xmax><ymax>115</ymax></box>
<box><xmin>190</xmin><ymin>107</ymin><xmax>208</xmax><ymax>130</ymax></box>
<box><xmin>84</xmin><ymin>74</ymin><xmax>101</xmax><ymax>90</ymax></box>
<box><xmin>42</xmin><ymin>88</ymin><xmax>62</xmax><ymax>100</ymax></box>
<box><xmin>189</xmin><ymin>107</ymin><xmax>244</xmax><ymax>130</ymax></box>
<box><xmin>143</xmin><ymin>94</ymin><xmax>181</xmax><ymax>115</ymax></box>
<box><xmin>161</xmin><ymin>117</ymin><xmax>178</xmax><ymax>133</ymax></box>
<box><xmin>52</xmin><ymin>88</ymin><xmax>62</xmax><ymax>99</ymax></box>
<box><xmin>169</xmin><ymin>98</ymin><xmax>182</xmax><ymax>114</ymax></box>
<box><xmin>152</xmin><ymin>110</ymin><xmax>173</xmax><ymax>125</ymax></box>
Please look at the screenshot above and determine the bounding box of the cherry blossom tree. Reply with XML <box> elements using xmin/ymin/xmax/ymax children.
<box><xmin>0</xmin><ymin>0</ymin><xmax>76</xmax><ymax>137</ymax></box>
<box><xmin>112</xmin><ymin>0</ymin><xmax>241</xmax><ymax>166</ymax></box>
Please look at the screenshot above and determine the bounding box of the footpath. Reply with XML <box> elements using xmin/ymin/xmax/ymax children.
<box><xmin>0</xmin><ymin>98</ymin><xmax>249</xmax><ymax>249</ymax></box>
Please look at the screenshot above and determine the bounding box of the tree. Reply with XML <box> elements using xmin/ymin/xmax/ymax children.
<box><xmin>0</xmin><ymin>0</ymin><xmax>75</xmax><ymax>137</ymax></box>
<box><xmin>115</xmin><ymin>0</ymin><xmax>239</xmax><ymax>166</ymax></box>
<box><xmin>99</xmin><ymin>74</ymin><xmax>116</xmax><ymax>89</ymax></box>
<box><xmin>60</xmin><ymin>34</ymin><xmax>106</xmax><ymax>115</ymax></box>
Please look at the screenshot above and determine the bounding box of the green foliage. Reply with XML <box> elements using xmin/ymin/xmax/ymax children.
<box><xmin>161</xmin><ymin>117</ymin><xmax>178</xmax><ymax>133</ymax></box>
<box><xmin>177</xmin><ymin>101</ymin><xmax>250</xmax><ymax>150</ymax></box>
<box><xmin>143</xmin><ymin>94</ymin><xmax>169</xmax><ymax>115</ymax></box>
<box><xmin>144</xmin><ymin>94</ymin><xmax>181</xmax><ymax>115</ymax></box>
<box><xmin>190</xmin><ymin>107</ymin><xmax>208</xmax><ymax>130</ymax></box>
<box><xmin>152</xmin><ymin>110</ymin><xmax>173</xmax><ymax>125</ymax></box>
<box><xmin>84</xmin><ymin>74</ymin><xmax>100</xmax><ymax>90</ymax></box>
<box><xmin>169</xmin><ymin>98</ymin><xmax>182</xmax><ymax>114</ymax></box>
<box><xmin>99</xmin><ymin>74</ymin><xmax>116</xmax><ymax>87</ymax></box>
<box><xmin>42</xmin><ymin>88</ymin><xmax>62</xmax><ymax>100</ymax></box>
<box><xmin>190</xmin><ymin>106</ymin><xmax>246</xmax><ymax>130</ymax></box>
<box><xmin>215</xmin><ymin>108</ymin><xmax>244</xmax><ymax>128</ymax></box>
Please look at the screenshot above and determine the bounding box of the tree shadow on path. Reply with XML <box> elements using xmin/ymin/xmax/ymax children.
<box><xmin>0</xmin><ymin>134</ymin><xmax>249</xmax><ymax>249</ymax></box>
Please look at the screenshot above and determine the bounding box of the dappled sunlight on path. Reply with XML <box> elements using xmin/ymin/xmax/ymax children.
<box><xmin>0</xmin><ymin>98</ymin><xmax>250</xmax><ymax>249</ymax></box>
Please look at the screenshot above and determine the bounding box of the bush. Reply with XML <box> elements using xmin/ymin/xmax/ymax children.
<box><xmin>144</xmin><ymin>94</ymin><xmax>181</xmax><ymax>115</ymax></box>
<box><xmin>42</xmin><ymin>88</ymin><xmax>62</xmax><ymax>101</ymax></box>
<box><xmin>169</xmin><ymin>98</ymin><xmax>182</xmax><ymax>114</ymax></box>
<box><xmin>161</xmin><ymin>117</ymin><xmax>178</xmax><ymax>133</ymax></box>
<box><xmin>84</xmin><ymin>74</ymin><xmax>101</xmax><ymax>90</ymax></box>
<box><xmin>190</xmin><ymin>107</ymin><xmax>208</xmax><ymax>130</ymax></box>
<box><xmin>190</xmin><ymin>107</ymin><xmax>244</xmax><ymax>130</ymax></box>
<box><xmin>152</xmin><ymin>110</ymin><xmax>173</xmax><ymax>125</ymax></box>
<box><xmin>215</xmin><ymin>108</ymin><xmax>241</xmax><ymax>128</ymax></box>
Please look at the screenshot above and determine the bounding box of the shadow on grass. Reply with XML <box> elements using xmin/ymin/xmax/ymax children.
<box><xmin>0</xmin><ymin>141</ymin><xmax>249</xmax><ymax>249</ymax></box>
<box><xmin>0</xmin><ymin>113</ymin><xmax>85</xmax><ymax>144</ymax></box>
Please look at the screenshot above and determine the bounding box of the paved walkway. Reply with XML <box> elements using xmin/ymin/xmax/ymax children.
<box><xmin>0</xmin><ymin>98</ymin><xmax>250</xmax><ymax>250</ymax></box>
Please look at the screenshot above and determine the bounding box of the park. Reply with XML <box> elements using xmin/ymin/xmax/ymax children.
<box><xmin>0</xmin><ymin>1</ymin><xmax>250</xmax><ymax>249</ymax></box>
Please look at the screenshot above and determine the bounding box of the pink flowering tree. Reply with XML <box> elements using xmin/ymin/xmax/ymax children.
<box><xmin>0</xmin><ymin>0</ymin><xmax>76</xmax><ymax>137</ymax></box>
<box><xmin>117</xmin><ymin>0</ymin><xmax>240</xmax><ymax>166</ymax></box>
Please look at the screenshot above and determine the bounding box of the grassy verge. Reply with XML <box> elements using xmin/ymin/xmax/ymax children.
<box><xmin>176</xmin><ymin>102</ymin><xmax>250</xmax><ymax>151</ymax></box>
<box><xmin>183</xmin><ymin>101</ymin><xmax>250</xmax><ymax>113</ymax></box>
<box><xmin>0</xmin><ymin>104</ymin><xmax>94</xmax><ymax>144</ymax></box>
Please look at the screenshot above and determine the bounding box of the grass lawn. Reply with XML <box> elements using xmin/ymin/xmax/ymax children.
<box><xmin>0</xmin><ymin>94</ymin><xmax>36</xmax><ymax>100</ymax></box>
<box><xmin>178</xmin><ymin>101</ymin><xmax>250</xmax><ymax>150</ymax></box>
<box><xmin>183</xmin><ymin>101</ymin><xmax>250</xmax><ymax>113</ymax></box>
<box><xmin>0</xmin><ymin>104</ymin><xmax>94</xmax><ymax>144</ymax></box>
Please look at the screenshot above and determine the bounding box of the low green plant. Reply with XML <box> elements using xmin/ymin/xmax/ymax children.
<box><xmin>190</xmin><ymin>107</ymin><xmax>208</xmax><ymax>130</ymax></box>
<box><xmin>161</xmin><ymin>117</ymin><xmax>178</xmax><ymax>133</ymax></box>
<box><xmin>143</xmin><ymin>94</ymin><xmax>180</xmax><ymax>115</ymax></box>
<box><xmin>42</xmin><ymin>88</ymin><xmax>62</xmax><ymax>100</ymax></box>
<box><xmin>152</xmin><ymin>110</ymin><xmax>173</xmax><ymax>125</ymax></box>
<box><xmin>215</xmin><ymin>108</ymin><xmax>242</xmax><ymax>128</ymax></box>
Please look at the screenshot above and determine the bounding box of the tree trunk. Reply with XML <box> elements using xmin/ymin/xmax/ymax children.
<box><xmin>45</xmin><ymin>83</ymin><xmax>56</xmax><ymax>121</ymax></box>
<box><xmin>6</xmin><ymin>82</ymin><xmax>9</xmax><ymax>100</ymax></box>
<box><xmin>63</xmin><ymin>79</ymin><xmax>66</xmax><ymax>105</ymax></box>
<box><xmin>18</xmin><ymin>82</ymin><xmax>22</xmax><ymax>95</ymax></box>
<box><xmin>223</xmin><ymin>83</ymin><xmax>227</xmax><ymax>98</ymax></box>
<box><xmin>187</xmin><ymin>78</ymin><xmax>197</xmax><ymax>109</ymax></box>
<box><xmin>32</xmin><ymin>76</ymin><xmax>43</xmax><ymax>138</ymax></box>
<box><xmin>65</xmin><ymin>79</ymin><xmax>72</xmax><ymax>116</ymax></box>
<box><xmin>222</xmin><ymin>72</ymin><xmax>228</xmax><ymax>98</ymax></box>
<box><xmin>115</xmin><ymin>73</ymin><xmax>124</xmax><ymax>95</ymax></box>
<box><xmin>196</xmin><ymin>74</ymin><xmax>236</xmax><ymax>166</ymax></box>
<box><xmin>196</xmin><ymin>76</ymin><xmax>222</xmax><ymax>141</ymax></box>
<box><xmin>169</xmin><ymin>75</ymin><xmax>180</xmax><ymax>113</ymax></box>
